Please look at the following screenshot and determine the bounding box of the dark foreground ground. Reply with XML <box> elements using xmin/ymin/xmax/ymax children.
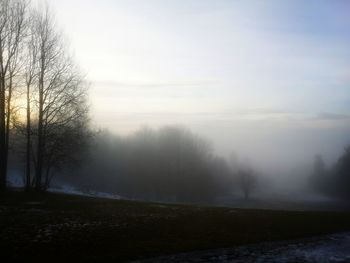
<box><xmin>1</xmin><ymin>192</ymin><xmax>350</xmax><ymax>262</ymax></box>
<box><xmin>135</xmin><ymin>232</ymin><xmax>350</xmax><ymax>263</ymax></box>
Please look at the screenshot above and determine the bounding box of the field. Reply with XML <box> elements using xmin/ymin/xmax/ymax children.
<box><xmin>1</xmin><ymin>192</ymin><xmax>350</xmax><ymax>262</ymax></box>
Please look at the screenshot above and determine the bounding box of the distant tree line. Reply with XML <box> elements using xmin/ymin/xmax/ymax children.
<box><xmin>0</xmin><ymin>0</ymin><xmax>89</xmax><ymax>191</ymax></box>
<box><xmin>63</xmin><ymin>127</ymin><xmax>257</xmax><ymax>203</ymax></box>
<box><xmin>310</xmin><ymin>147</ymin><xmax>350</xmax><ymax>200</ymax></box>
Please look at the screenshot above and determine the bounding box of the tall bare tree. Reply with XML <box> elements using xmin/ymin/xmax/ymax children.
<box><xmin>30</xmin><ymin>6</ymin><xmax>89</xmax><ymax>190</ymax></box>
<box><xmin>0</xmin><ymin>0</ymin><xmax>27</xmax><ymax>190</ymax></box>
<box><xmin>23</xmin><ymin>11</ymin><xmax>38</xmax><ymax>190</ymax></box>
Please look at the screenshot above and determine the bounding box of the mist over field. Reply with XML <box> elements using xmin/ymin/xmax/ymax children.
<box><xmin>42</xmin><ymin>0</ymin><xmax>350</xmax><ymax>206</ymax></box>
<box><xmin>2</xmin><ymin>0</ymin><xmax>348</xmax><ymax>208</ymax></box>
<box><xmin>1</xmin><ymin>1</ymin><xmax>350</xmax><ymax>262</ymax></box>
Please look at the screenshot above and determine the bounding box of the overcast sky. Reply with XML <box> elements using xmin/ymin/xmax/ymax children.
<box><xmin>46</xmin><ymin>0</ymin><xmax>350</xmax><ymax>172</ymax></box>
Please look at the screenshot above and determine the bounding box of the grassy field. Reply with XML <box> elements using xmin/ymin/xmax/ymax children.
<box><xmin>1</xmin><ymin>192</ymin><xmax>350</xmax><ymax>262</ymax></box>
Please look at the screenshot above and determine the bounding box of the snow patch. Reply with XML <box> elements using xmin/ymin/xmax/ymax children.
<box><xmin>49</xmin><ymin>185</ymin><xmax>123</xmax><ymax>200</ymax></box>
<box><xmin>133</xmin><ymin>232</ymin><xmax>350</xmax><ymax>263</ymax></box>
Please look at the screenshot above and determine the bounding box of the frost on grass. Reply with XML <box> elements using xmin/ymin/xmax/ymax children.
<box><xmin>48</xmin><ymin>185</ymin><xmax>122</xmax><ymax>200</ymax></box>
<box><xmin>33</xmin><ymin>220</ymin><xmax>105</xmax><ymax>243</ymax></box>
<box><xmin>135</xmin><ymin>232</ymin><xmax>350</xmax><ymax>263</ymax></box>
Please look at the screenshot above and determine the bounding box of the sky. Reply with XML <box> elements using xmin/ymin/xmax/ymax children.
<box><xmin>45</xmin><ymin>0</ymin><xmax>350</xmax><ymax>172</ymax></box>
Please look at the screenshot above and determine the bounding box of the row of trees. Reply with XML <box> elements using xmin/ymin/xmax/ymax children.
<box><xmin>310</xmin><ymin>147</ymin><xmax>350</xmax><ymax>200</ymax></box>
<box><xmin>0</xmin><ymin>0</ymin><xmax>89</xmax><ymax>191</ymax></box>
<box><xmin>63</xmin><ymin>127</ymin><xmax>257</xmax><ymax>202</ymax></box>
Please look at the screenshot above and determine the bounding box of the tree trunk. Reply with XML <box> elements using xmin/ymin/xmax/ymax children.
<box><xmin>44</xmin><ymin>165</ymin><xmax>51</xmax><ymax>190</ymax></box>
<box><xmin>0</xmin><ymin>73</ymin><xmax>6</xmax><ymax>191</ymax></box>
<box><xmin>35</xmin><ymin>54</ymin><xmax>45</xmax><ymax>191</ymax></box>
<box><xmin>35</xmin><ymin>92</ymin><xmax>44</xmax><ymax>191</ymax></box>
<box><xmin>5</xmin><ymin>75</ymin><xmax>12</xmax><ymax>182</ymax></box>
<box><xmin>25</xmin><ymin>83</ymin><xmax>31</xmax><ymax>191</ymax></box>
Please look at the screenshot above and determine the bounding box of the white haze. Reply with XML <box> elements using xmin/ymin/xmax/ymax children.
<box><xmin>44</xmin><ymin>0</ymin><xmax>350</xmax><ymax>175</ymax></box>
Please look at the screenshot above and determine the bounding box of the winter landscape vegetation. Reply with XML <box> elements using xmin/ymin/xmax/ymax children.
<box><xmin>1</xmin><ymin>0</ymin><xmax>350</xmax><ymax>262</ymax></box>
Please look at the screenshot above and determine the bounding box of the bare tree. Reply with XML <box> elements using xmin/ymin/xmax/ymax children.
<box><xmin>237</xmin><ymin>168</ymin><xmax>257</xmax><ymax>200</ymax></box>
<box><xmin>0</xmin><ymin>0</ymin><xmax>27</xmax><ymax>190</ymax></box>
<box><xmin>30</xmin><ymin>6</ymin><xmax>89</xmax><ymax>190</ymax></box>
<box><xmin>23</xmin><ymin>11</ymin><xmax>38</xmax><ymax>190</ymax></box>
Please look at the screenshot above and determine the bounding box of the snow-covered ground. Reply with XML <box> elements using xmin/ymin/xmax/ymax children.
<box><xmin>6</xmin><ymin>174</ymin><xmax>124</xmax><ymax>200</ymax></box>
<box><xmin>133</xmin><ymin>232</ymin><xmax>350</xmax><ymax>263</ymax></box>
<box><xmin>48</xmin><ymin>185</ymin><xmax>123</xmax><ymax>200</ymax></box>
